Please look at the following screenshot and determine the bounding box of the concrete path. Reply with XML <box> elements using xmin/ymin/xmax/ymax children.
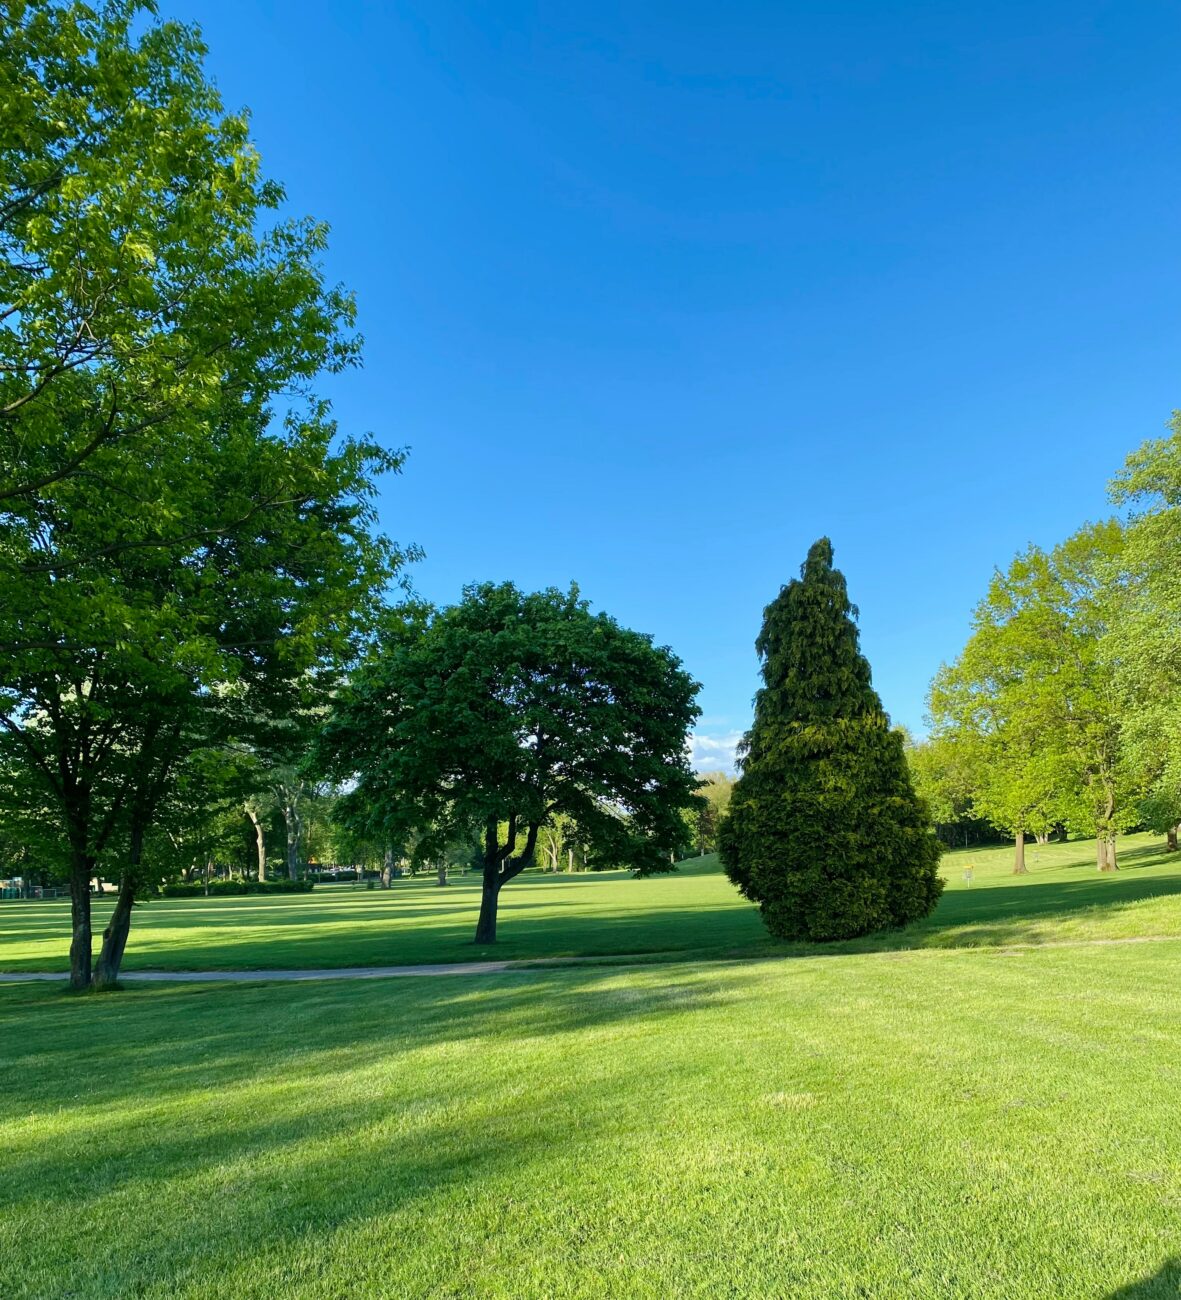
<box><xmin>0</xmin><ymin>952</ymin><xmax>667</xmax><ymax>985</ymax></box>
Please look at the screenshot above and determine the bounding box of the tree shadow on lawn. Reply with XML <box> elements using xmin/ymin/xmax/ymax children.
<box><xmin>1105</xmin><ymin>1259</ymin><xmax>1181</xmax><ymax>1298</ymax></box>
<box><xmin>0</xmin><ymin>969</ymin><xmax>741</xmax><ymax>1295</ymax></box>
<box><xmin>0</xmin><ymin>964</ymin><xmax>738</xmax><ymax>1160</ymax></box>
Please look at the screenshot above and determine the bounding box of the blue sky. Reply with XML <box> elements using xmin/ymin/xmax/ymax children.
<box><xmin>166</xmin><ymin>0</ymin><xmax>1180</xmax><ymax>769</ymax></box>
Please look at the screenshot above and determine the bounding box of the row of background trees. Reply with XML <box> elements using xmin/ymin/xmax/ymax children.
<box><xmin>909</xmin><ymin>419</ymin><xmax>1181</xmax><ymax>874</ymax></box>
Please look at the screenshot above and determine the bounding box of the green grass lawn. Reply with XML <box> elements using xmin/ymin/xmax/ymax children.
<box><xmin>3</xmin><ymin>831</ymin><xmax>1181</xmax><ymax>972</ymax></box>
<box><xmin>3</xmin><ymin>936</ymin><xmax>1180</xmax><ymax>1298</ymax></box>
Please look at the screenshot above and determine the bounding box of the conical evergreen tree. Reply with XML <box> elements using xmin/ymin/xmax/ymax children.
<box><xmin>719</xmin><ymin>538</ymin><xmax>943</xmax><ymax>941</ymax></box>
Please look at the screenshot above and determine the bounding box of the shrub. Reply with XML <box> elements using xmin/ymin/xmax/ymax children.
<box><xmin>159</xmin><ymin>878</ymin><xmax>315</xmax><ymax>898</ymax></box>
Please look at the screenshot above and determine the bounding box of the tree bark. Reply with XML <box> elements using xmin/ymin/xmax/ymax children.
<box><xmin>68</xmin><ymin>859</ymin><xmax>93</xmax><ymax>991</ymax></box>
<box><xmin>94</xmin><ymin>876</ymin><xmax>135</xmax><ymax>989</ymax></box>
<box><xmin>381</xmin><ymin>847</ymin><xmax>393</xmax><ymax>887</ymax></box>
<box><xmin>284</xmin><ymin>799</ymin><xmax>301</xmax><ymax>880</ymax></box>
<box><xmin>1167</xmin><ymin>826</ymin><xmax>1178</xmax><ymax>853</ymax></box>
<box><xmin>1013</xmin><ymin>830</ymin><xmax>1028</xmax><ymax>874</ymax></box>
<box><xmin>1104</xmin><ymin>835</ymin><xmax>1118</xmax><ymax>871</ymax></box>
<box><xmin>245</xmin><ymin>803</ymin><xmax>266</xmax><ymax>883</ymax></box>
<box><xmin>474</xmin><ymin>868</ymin><xmax>499</xmax><ymax>944</ymax></box>
<box><xmin>437</xmin><ymin>861</ymin><xmax>448</xmax><ymax>887</ymax></box>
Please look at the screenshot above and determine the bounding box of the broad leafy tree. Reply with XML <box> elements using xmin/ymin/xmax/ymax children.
<box><xmin>719</xmin><ymin>539</ymin><xmax>943</xmax><ymax>941</ymax></box>
<box><xmin>1110</xmin><ymin>416</ymin><xmax>1181</xmax><ymax>852</ymax></box>
<box><xmin>0</xmin><ymin>1</ymin><xmax>409</xmax><ymax>988</ymax></box>
<box><xmin>316</xmin><ymin>583</ymin><xmax>702</xmax><ymax>944</ymax></box>
<box><xmin>930</xmin><ymin>523</ymin><xmax>1130</xmax><ymax>871</ymax></box>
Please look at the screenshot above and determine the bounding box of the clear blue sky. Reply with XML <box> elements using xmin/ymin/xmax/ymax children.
<box><xmin>166</xmin><ymin>0</ymin><xmax>1179</xmax><ymax>769</ymax></box>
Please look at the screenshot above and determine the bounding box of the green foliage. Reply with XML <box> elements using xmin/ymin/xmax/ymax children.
<box><xmin>159</xmin><ymin>878</ymin><xmax>315</xmax><ymax>898</ymax></box>
<box><xmin>1109</xmin><ymin>414</ymin><xmax>1181</xmax><ymax>840</ymax></box>
<box><xmin>929</xmin><ymin>522</ymin><xmax>1133</xmax><ymax>867</ymax></box>
<box><xmin>316</xmin><ymin>582</ymin><xmax>701</xmax><ymax>939</ymax></box>
<box><xmin>0</xmin><ymin>0</ymin><xmax>409</xmax><ymax>985</ymax></box>
<box><xmin>720</xmin><ymin>539</ymin><xmax>943</xmax><ymax>941</ymax></box>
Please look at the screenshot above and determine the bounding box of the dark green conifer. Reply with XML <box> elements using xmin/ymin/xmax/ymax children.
<box><xmin>719</xmin><ymin>538</ymin><xmax>943</xmax><ymax>941</ymax></box>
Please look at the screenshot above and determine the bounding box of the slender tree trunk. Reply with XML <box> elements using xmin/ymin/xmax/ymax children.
<box><xmin>1167</xmin><ymin>826</ymin><xmax>1178</xmax><ymax>853</ymax></box>
<box><xmin>94</xmin><ymin>820</ymin><xmax>147</xmax><ymax>988</ymax></box>
<box><xmin>381</xmin><ymin>847</ymin><xmax>393</xmax><ymax>887</ymax></box>
<box><xmin>475</xmin><ymin>861</ymin><xmax>499</xmax><ymax>943</ymax></box>
<box><xmin>1034</xmin><ymin>832</ymin><xmax>1049</xmax><ymax>846</ymax></box>
<box><xmin>68</xmin><ymin>856</ymin><xmax>93</xmax><ymax>991</ymax></box>
<box><xmin>94</xmin><ymin>877</ymin><xmax>135</xmax><ymax>989</ymax></box>
<box><xmin>1013</xmin><ymin>830</ymin><xmax>1027</xmax><ymax>874</ymax></box>
<box><xmin>245</xmin><ymin>803</ymin><xmax>266</xmax><ymax>883</ymax></box>
<box><xmin>284</xmin><ymin>801</ymin><xmax>301</xmax><ymax>880</ymax></box>
<box><xmin>437</xmin><ymin>860</ymin><xmax>448</xmax><ymax>887</ymax></box>
<box><xmin>204</xmin><ymin>856</ymin><xmax>213</xmax><ymax>896</ymax></box>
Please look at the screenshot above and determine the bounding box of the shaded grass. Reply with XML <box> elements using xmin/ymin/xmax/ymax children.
<box><xmin>4</xmin><ymin>832</ymin><xmax>1181</xmax><ymax>974</ymax></box>
<box><xmin>2</xmin><ymin>939</ymin><xmax>1180</xmax><ymax>1298</ymax></box>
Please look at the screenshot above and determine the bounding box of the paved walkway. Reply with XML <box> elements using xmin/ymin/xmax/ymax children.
<box><xmin>1</xmin><ymin>933</ymin><xmax>1177</xmax><ymax>986</ymax></box>
<box><xmin>0</xmin><ymin>952</ymin><xmax>666</xmax><ymax>984</ymax></box>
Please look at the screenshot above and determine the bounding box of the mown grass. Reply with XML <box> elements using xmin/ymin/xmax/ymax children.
<box><xmin>3</xmin><ymin>832</ymin><xmax>1181</xmax><ymax>973</ymax></box>
<box><xmin>2</xmin><ymin>937</ymin><xmax>1180</xmax><ymax>1298</ymax></box>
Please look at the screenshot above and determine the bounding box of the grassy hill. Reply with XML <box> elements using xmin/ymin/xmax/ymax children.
<box><xmin>3</xmin><ymin>831</ymin><xmax>1181</xmax><ymax>972</ymax></box>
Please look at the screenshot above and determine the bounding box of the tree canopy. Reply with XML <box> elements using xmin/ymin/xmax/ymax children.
<box><xmin>316</xmin><ymin>583</ymin><xmax>702</xmax><ymax>944</ymax></box>
<box><xmin>0</xmin><ymin>0</ymin><xmax>410</xmax><ymax>988</ymax></box>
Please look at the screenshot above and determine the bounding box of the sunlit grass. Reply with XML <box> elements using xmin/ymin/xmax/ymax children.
<box><xmin>2</xmin><ymin>938</ymin><xmax>1180</xmax><ymax>1298</ymax></box>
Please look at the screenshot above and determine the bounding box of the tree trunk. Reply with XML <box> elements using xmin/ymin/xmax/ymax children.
<box><xmin>1167</xmin><ymin>826</ymin><xmax>1178</xmax><ymax>853</ymax></box>
<box><xmin>381</xmin><ymin>847</ymin><xmax>393</xmax><ymax>887</ymax></box>
<box><xmin>68</xmin><ymin>859</ymin><xmax>93</xmax><ymax>991</ymax></box>
<box><xmin>94</xmin><ymin>876</ymin><xmax>135</xmax><ymax>989</ymax></box>
<box><xmin>1013</xmin><ymin>830</ymin><xmax>1028</xmax><ymax>874</ymax></box>
<box><xmin>245</xmin><ymin>803</ymin><xmax>266</xmax><ymax>883</ymax></box>
<box><xmin>285</xmin><ymin>801</ymin><xmax>301</xmax><ymax>880</ymax></box>
<box><xmin>1056</xmin><ymin>823</ymin><xmax>1069</xmax><ymax>843</ymax></box>
<box><xmin>1034</xmin><ymin>832</ymin><xmax>1049</xmax><ymax>846</ymax></box>
<box><xmin>437</xmin><ymin>861</ymin><xmax>448</xmax><ymax>887</ymax></box>
<box><xmin>1104</xmin><ymin>835</ymin><xmax>1118</xmax><ymax>871</ymax></box>
<box><xmin>204</xmin><ymin>856</ymin><xmax>213</xmax><ymax>896</ymax></box>
<box><xmin>474</xmin><ymin>866</ymin><xmax>499</xmax><ymax>944</ymax></box>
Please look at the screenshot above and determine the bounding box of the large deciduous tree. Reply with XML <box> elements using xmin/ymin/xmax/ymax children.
<box><xmin>315</xmin><ymin>583</ymin><xmax>702</xmax><ymax>944</ymax></box>
<box><xmin>930</xmin><ymin>522</ymin><xmax>1130</xmax><ymax>871</ymax></box>
<box><xmin>719</xmin><ymin>539</ymin><xmax>943</xmax><ymax>941</ymax></box>
<box><xmin>1109</xmin><ymin>416</ymin><xmax>1181</xmax><ymax>853</ymax></box>
<box><xmin>0</xmin><ymin>1</ymin><xmax>409</xmax><ymax>988</ymax></box>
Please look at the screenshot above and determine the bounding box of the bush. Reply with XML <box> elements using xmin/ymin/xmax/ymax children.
<box><xmin>160</xmin><ymin>878</ymin><xmax>315</xmax><ymax>898</ymax></box>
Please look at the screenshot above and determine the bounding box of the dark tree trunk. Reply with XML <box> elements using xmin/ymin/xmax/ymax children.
<box><xmin>472</xmin><ymin>816</ymin><xmax>540</xmax><ymax>944</ymax></box>
<box><xmin>1056</xmin><ymin>823</ymin><xmax>1069</xmax><ymax>843</ymax></box>
<box><xmin>94</xmin><ymin>876</ymin><xmax>135</xmax><ymax>989</ymax></box>
<box><xmin>474</xmin><ymin>865</ymin><xmax>499</xmax><ymax>944</ymax></box>
<box><xmin>68</xmin><ymin>860</ymin><xmax>93</xmax><ymax>991</ymax></box>
<box><xmin>1167</xmin><ymin>826</ymin><xmax>1178</xmax><ymax>853</ymax></box>
<box><xmin>1013</xmin><ymin>830</ymin><xmax>1028</xmax><ymax>874</ymax></box>
<box><xmin>437</xmin><ymin>861</ymin><xmax>448</xmax><ymax>887</ymax></box>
